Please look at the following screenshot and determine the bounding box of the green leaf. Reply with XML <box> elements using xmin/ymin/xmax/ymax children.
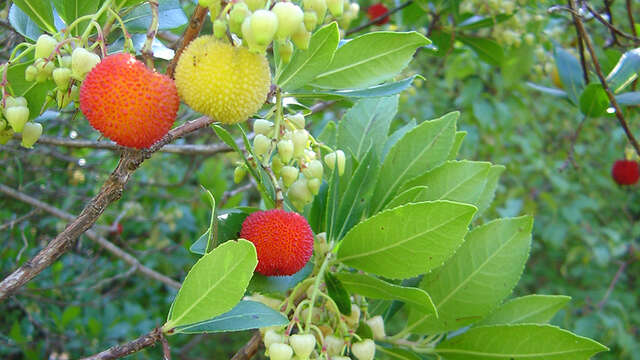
<box><xmin>447</xmin><ymin>131</ymin><xmax>466</xmax><ymax>160</ymax></box>
<box><xmin>579</xmin><ymin>83</ymin><xmax>609</xmax><ymax>117</ymax></box>
<box><xmin>333</xmin><ymin>149</ymin><xmax>379</xmax><ymax>240</ymax></box>
<box><xmin>407</xmin><ymin>216</ymin><xmax>533</xmax><ymax>334</ymax></box>
<box><xmin>325</xmin><ymin>272</ymin><xmax>352</xmax><ymax>315</ymax></box>
<box><xmin>435</xmin><ymin>324</ymin><xmax>608</xmax><ymax>359</ymax></box>
<box><xmin>336</xmin><ymin>272</ymin><xmax>436</xmax><ymax>315</ymax></box>
<box><xmin>526</xmin><ymin>82</ymin><xmax>569</xmax><ymax>99</ymax></box>
<box><xmin>277</xmin><ymin>22</ymin><xmax>340</xmax><ymax>91</ymax></box>
<box><xmin>52</xmin><ymin>0</ymin><xmax>99</xmax><ymax>35</ymax></box>
<box><xmin>456</xmin><ymin>14</ymin><xmax>512</xmax><ymax>30</ymax></box>
<box><xmin>337</xmin><ymin>201</ymin><xmax>476</xmax><ymax>279</ymax></box>
<box><xmin>123</xmin><ymin>0</ymin><xmax>188</xmax><ymax>32</ymax></box>
<box><xmin>400</xmin><ymin>160</ymin><xmax>491</xmax><ymax>208</ymax></box>
<box><xmin>289</xmin><ymin>76</ymin><xmax>421</xmax><ymax>99</ymax></box>
<box><xmin>377</xmin><ymin>347</ymin><xmax>423</xmax><ymax>360</ymax></box>
<box><xmin>554</xmin><ymin>46</ymin><xmax>585</xmax><ymax>104</ymax></box>
<box><xmin>248</xmin><ymin>261</ymin><xmax>313</xmax><ymax>294</ymax></box>
<box><xmin>381</xmin><ymin>119</ymin><xmax>416</xmax><ymax>161</ymax></box>
<box><xmin>476</xmin><ymin>165</ymin><xmax>505</xmax><ymax>215</ymax></box>
<box><xmin>370</xmin><ymin>112</ymin><xmax>457</xmax><ymax>214</ymax></box>
<box><xmin>325</xmin><ymin>165</ymin><xmax>341</xmax><ymax>241</ymax></box>
<box><xmin>212</xmin><ymin>125</ymin><xmax>241</xmax><ymax>153</ymax></box>
<box><xmin>172</xmin><ymin>300</ymin><xmax>288</xmax><ymax>334</ymax></box>
<box><xmin>384</xmin><ymin>186</ymin><xmax>429</xmax><ymax>210</ymax></box>
<box><xmin>616</xmin><ymin>91</ymin><xmax>640</xmax><ymax>105</ymax></box>
<box><xmin>165</xmin><ymin>239</ymin><xmax>257</xmax><ymax>330</ymax></box>
<box><xmin>356</xmin><ymin>321</ymin><xmax>374</xmax><ymax>339</ymax></box>
<box><xmin>12</xmin><ymin>0</ymin><xmax>56</xmax><ymax>33</ymax></box>
<box><xmin>477</xmin><ymin>295</ymin><xmax>571</xmax><ymax>326</ymax></box>
<box><xmin>8</xmin><ymin>4</ymin><xmax>42</xmax><ymax>40</ymax></box>
<box><xmin>311</xmin><ymin>31</ymin><xmax>431</xmax><ymax>89</ymax></box>
<box><xmin>190</xmin><ymin>209</ymin><xmax>253</xmax><ymax>255</ymax></box>
<box><xmin>606</xmin><ymin>48</ymin><xmax>640</xmax><ymax>93</ymax></box>
<box><xmin>457</xmin><ymin>35</ymin><xmax>504</xmax><ymax>66</ymax></box>
<box><xmin>338</xmin><ymin>96</ymin><xmax>398</xmax><ymax>161</ymax></box>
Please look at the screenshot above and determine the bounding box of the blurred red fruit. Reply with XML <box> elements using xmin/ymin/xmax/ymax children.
<box><xmin>367</xmin><ymin>3</ymin><xmax>390</xmax><ymax>25</ymax></box>
<box><xmin>611</xmin><ymin>160</ymin><xmax>640</xmax><ymax>185</ymax></box>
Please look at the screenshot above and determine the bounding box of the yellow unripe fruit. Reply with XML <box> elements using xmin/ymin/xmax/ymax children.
<box><xmin>175</xmin><ymin>36</ymin><xmax>271</xmax><ymax>124</ymax></box>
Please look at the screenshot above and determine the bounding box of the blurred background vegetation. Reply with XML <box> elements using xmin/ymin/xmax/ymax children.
<box><xmin>1</xmin><ymin>0</ymin><xmax>639</xmax><ymax>359</ymax></box>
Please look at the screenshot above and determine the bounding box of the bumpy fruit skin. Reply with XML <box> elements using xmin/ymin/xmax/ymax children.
<box><xmin>174</xmin><ymin>36</ymin><xmax>271</xmax><ymax>124</ymax></box>
<box><xmin>611</xmin><ymin>160</ymin><xmax>640</xmax><ymax>185</ymax></box>
<box><xmin>79</xmin><ymin>53</ymin><xmax>179</xmax><ymax>149</ymax></box>
<box><xmin>367</xmin><ymin>3</ymin><xmax>390</xmax><ymax>25</ymax></box>
<box><xmin>240</xmin><ymin>209</ymin><xmax>313</xmax><ymax>276</ymax></box>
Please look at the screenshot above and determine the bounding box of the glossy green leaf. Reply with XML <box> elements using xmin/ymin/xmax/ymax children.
<box><xmin>248</xmin><ymin>261</ymin><xmax>313</xmax><ymax>294</ymax></box>
<box><xmin>616</xmin><ymin>91</ymin><xmax>640</xmax><ymax>105</ymax></box>
<box><xmin>337</xmin><ymin>201</ymin><xmax>476</xmax><ymax>279</ymax></box>
<box><xmin>448</xmin><ymin>131</ymin><xmax>466</xmax><ymax>160</ymax></box>
<box><xmin>338</xmin><ymin>96</ymin><xmax>397</xmax><ymax>161</ymax></box>
<box><xmin>400</xmin><ymin>160</ymin><xmax>492</xmax><ymax>207</ymax></box>
<box><xmin>605</xmin><ymin>48</ymin><xmax>640</xmax><ymax>93</ymax></box>
<box><xmin>407</xmin><ymin>216</ymin><xmax>533</xmax><ymax>334</ymax></box>
<box><xmin>370</xmin><ymin>112</ymin><xmax>457</xmax><ymax>213</ymax></box>
<box><xmin>477</xmin><ymin>295</ymin><xmax>571</xmax><ymax>326</ymax></box>
<box><xmin>123</xmin><ymin>0</ymin><xmax>188</xmax><ymax>32</ymax></box>
<box><xmin>579</xmin><ymin>83</ymin><xmax>609</xmax><ymax>117</ymax></box>
<box><xmin>381</xmin><ymin>119</ymin><xmax>416</xmax><ymax>161</ymax></box>
<box><xmin>435</xmin><ymin>324</ymin><xmax>608</xmax><ymax>359</ymax></box>
<box><xmin>277</xmin><ymin>22</ymin><xmax>340</xmax><ymax>91</ymax></box>
<box><xmin>325</xmin><ymin>272</ymin><xmax>351</xmax><ymax>315</ymax></box>
<box><xmin>554</xmin><ymin>46</ymin><xmax>585</xmax><ymax>104</ymax></box>
<box><xmin>476</xmin><ymin>165</ymin><xmax>505</xmax><ymax>215</ymax></box>
<box><xmin>172</xmin><ymin>301</ymin><xmax>288</xmax><ymax>334</ymax></box>
<box><xmin>384</xmin><ymin>186</ymin><xmax>429</xmax><ymax>210</ymax></box>
<box><xmin>165</xmin><ymin>239</ymin><xmax>257</xmax><ymax>329</ymax></box>
<box><xmin>336</xmin><ymin>272</ymin><xmax>436</xmax><ymax>314</ymax></box>
<box><xmin>190</xmin><ymin>209</ymin><xmax>253</xmax><ymax>255</ymax></box>
<box><xmin>311</xmin><ymin>31</ymin><xmax>430</xmax><ymax>89</ymax></box>
<box><xmin>289</xmin><ymin>76</ymin><xmax>421</xmax><ymax>99</ymax></box>
<box><xmin>212</xmin><ymin>125</ymin><xmax>241</xmax><ymax>153</ymax></box>
<box><xmin>8</xmin><ymin>4</ymin><xmax>42</xmax><ymax>40</ymax></box>
<box><xmin>457</xmin><ymin>35</ymin><xmax>504</xmax><ymax>66</ymax></box>
<box><xmin>52</xmin><ymin>0</ymin><xmax>99</xmax><ymax>35</ymax></box>
<box><xmin>13</xmin><ymin>0</ymin><xmax>56</xmax><ymax>33</ymax></box>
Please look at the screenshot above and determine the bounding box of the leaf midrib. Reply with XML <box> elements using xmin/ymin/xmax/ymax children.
<box><xmin>278</xmin><ymin>28</ymin><xmax>336</xmax><ymax>89</ymax></box>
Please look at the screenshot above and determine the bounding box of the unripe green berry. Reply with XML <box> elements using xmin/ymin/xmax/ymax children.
<box><xmin>302</xmin><ymin>159</ymin><xmax>323</xmax><ymax>179</ymax></box>
<box><xmin>327</xmin><ymin>0</ymin><xmax>344</xmax><ymax>17</ymax></box>
<box><xmin>24</xmin><ymin>65</ymin><xmax>38</xmax><ymax>82</ymax></box>
<box><xmin>5</xmin><ymin>106</ymin><xmax>29</xmax><ymax>132</ymax></box>
<box><xmin>351</xmin><ymin>339</ymin><xmax>375</xmax><ymax>360</ymax></box>
<box><xmin>35</xmin><ymin>34</ymin><xmax>57</xmax><ymax>59</ymax></box>
<box><xmin>277</xmin><ymin>139</ymin><xmax>294</xmax><ymax>163</ymax></box>
<box><xmin>253</xmin><ymin>118</ymin><xmax>274</xmax><ymax>136</ymax></box>
<box><xmin>52</xmin><ymin>67</ymin><xmax>72</xmax><ymax>90</ymax></box>
<box><xmin>289</xmin><ymin>334</ymin><xmax>316</xmax><ymax>359</ymax></box>
<box><xmin>20</xmin><ymin>122</ymin><xmax>42</xmax><ymax>148</ymax></box>
<box><xmin>253</xmin><ymin>133</ymin><xmax>271</xmax><ymax>156</ymax></box>
<box><xmin>324</xmin><ymin>150</ymin><xmax>345</xmax><ymax>175</ymax></box>
<box><xmin>279</xmin><ymin>40</ymin><xmax>294</xmax><ymax>64</ymax></box>
<box><xmin>245</xmin><ymin>0</ymin><xmax>266</xmax><ymax>11</ymax></box>
<box><xmin>291</xmin><ymin>23</ymin><xmax>311</xmax><ymax>50</ymax></box>
<box><xmin>324</xmin><ymin>335</ymin><xmax>344</xmax><ymax>356</ymax></box>
<box><xmin>366</xmin><ymin>315</ymin><xmax>385</xmax><ymax>339</ymax></box>
<box><xmin>272</xmin><ymin>2</ymin><xmax>304</xmax><ymax>41</ymax></box>
<box><xmin>234</xmin><ymin>165</ymin><xmax>247</xmax><ymax>183</ymax></box>
<box><xmin>303</xmin><ymin>0</ymin><xmax>327</xmax><ymax>21</ymax></box>
<box><xmin>214</xmin><ymin>19</ymin><xmax>228</xmax><ymax>39</ymax></box>
<box><xmin>281</xmin><ymin>165</ymin><xmax>299</xmax><ymax>187</ymax></box>
<box><xmin>287</xmin><ymin>113</ymin><xmax>305</xmax><ymax>129</ymax></box>
<box><xmin>269</xmin><ymin>343</ymin><xmax>293</xmax><ymax>360</ymax></box>
<box><xmin>303</xmin><ymin>11</ymin><xmax>318</xmax><ymax>31</ymax></box>
<box><xmin>71</xmin><ymin>47</ymin><xmax>101</xmax><ymax>80</ymax></box>
<box><xmin>292</xmin><ymin>129</ymin><xmax>309</xmax><ymax>157</ymax></box>
<box><xmin>250</xmin><ymin>10</ymin><xmax>279</xmax><ymax>46</ymax></box>
<box><xmin>307</xmin><ymin>177</ymin><xmax>321</xmax><ymax>195</ymax></box>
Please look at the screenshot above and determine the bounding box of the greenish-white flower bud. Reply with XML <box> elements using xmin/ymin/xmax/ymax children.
<box><xmin>229</xmin><ymin>2</ymin><xmax>250</xmax><ymax>35</ymax></box>
<box><xmin>245</xmin><ymin>0</ymin><xmax>266</xmax><ymax>11</ymax></box>
<box><xmin>344</xmin><ymin>303</ymin><xmax>360</xmax><ymax>328</ymax></box>
<box><xmin>24</xmin><ymin>65</ymin><xmax>38</xmax><ymax>82</ymax></box>
<box><xmin>277</xmin><ymin>139</ymin><xmax>294</xmax><ymax>163</ymax></box>
<box><xmin>234</xmin><ymin>165</ymin><xmax>247</xmax><ymax>183</ymax></box>
<box><xmin>291</xmin><ymin>23</ymin><xmax>311</xmax><ymax>50</ymax></box>
<box><xmin>35</xmin><ymin>34</ymin><xmax>57</xmax><ymax>59</ymax></box>
<box><xmin>71</xmin><ymin>47</ymin><xmax>101</xmax><ymax>80</ymax></box>
<box><xmin>366</xmin><ymin>316</ymin><xmax>385</xmax><ymax>339</ymax></box>
<box><xmin>288</xmin><ymin>178</ymin><xmax>313</xmax><ymax>209</ymax></box>
<box><xmin>292</xmin><ymin>129</ymin><xmax>308</xmax><ymax>157</ymax></box>
<box><xmin>250</xmin><ymin>10</ymin><xmax>278</xmax><ymax>46</ymax></box>
<box><xmin>272</xmin><ymin>154</ymin><xmax>284</xmax><ymax>175</ymax></box>
<box><xmin>303</xmin><ymin>0</ymin><xmax>327</xmax><ymax>21</ymax></box>
<box><xmin>287</xmin><ymin>113</ymin><xmax>305</xmax><ymax>129</ymax></box>
<box><xmin>278</xmin><ymin>39</ymin><xmax>294</xmax><ymax>64</ymax></box>
<box><xmin>59</xmin><ymin>55</ymin><xmax>72</xmax><ymax>68</ymax></box>
<box><xmin>324</xmin><ymin>335</ymin><xmax>344</xmax><ymax>356</ymax></box>
<box><xmin>4</xmin><ymin>96</ymin><xmax>28</xmax><ymax>109</ymax></box>
<box><xmin>253</xmin><ymin>133</ymin><xmax>271</xmax><ymax>156</ymax></box>
<box><xmin>21</xmin><ymin>122</ymin><xmax>42</xmax><ymax>148</ymax></box>
<box><xmin>351</xmin><ymin>339</ymin><xmax>375</xmax><ymax>360</ymax></box>
<box><xmin>302</xmin><ymin>159</ymin><xmax>323</xmax><ymax>179</ymax></box>
<box><xmin>281</xmin><ymin>165</ymin><xmax>299</xmax><ymax>187</ymax></box>
<box><xmin>327</xmin><ymin>0</ymin><xmax>344</xmax><ymax>17</ymax></box>
<box><xmin>5</xmin><ymin>106</ymin><xmax>29</xmax><ymax>133</ymax></box>
<box><xmin>269</xmin><ymin>343</ymin><xmax>293</xmax><ymax>360</ymax></box>
<box><xmin>53</xmin><ymin>67</ymin><xmax>72</xmax><ymax>90</ymax></box>
<box><xmin>307</xmin><ymin>177</ymin><xmax>321</xmax><ymax>195</ymax></box>
<box><xmin>213</xmin><ymin>19</ymin><xmax>228</xmax><ymax>39</ymax></box>
<box><xmin>289</xmin><ymin>334</ymin><xmax>316</xmax><ymax>359</ymax></box>
<box><xmin>324</xmin><ymin>150</ymin><xmax>345</xmax><ymax>175</ymax></box>
<box><xmin>303</xmin><ymin>11</ymin><xmax>318</xmax><ymax>31</ymax></box>
<box><xmin>272</xmin><ymin>2</ymin><xmax>304</xmax><ymax>40</ymax></box>
<box><xmin>253</xmin><ymin>118</ymin><xmax>274</xmax><ymax>136</ymax></box>
<box><xmin>263</xmin><ymin>329</ymin><xmax>285</xmax><ymax>352</ymax></box>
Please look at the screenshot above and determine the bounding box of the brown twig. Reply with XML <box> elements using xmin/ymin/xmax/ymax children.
<box><xmin>0</xmin><ymin>183</ymin><xmax>181</xmax><ymax>290</ymax></box>
<box><xmin>568</xmin><ymin>0</ymin><xmax>590</xmax><ymax>83</ymax></box>
<box><xmin>0</xmin><ymin>209</ymin><xmax>40</xmax><ymax>231</ymax></box>
<box><xmin>570</xmin><ymin>0</ymin><xmax>640</xmax><ymax>157</ymax></box>
<box><xmin>583</xmin><ymin>1</ymin><xmax>640</xmax><ymax>43</ymax></box>
<box><xmin>165</xmin><ymin>5</ymin><xmax>209</xmax><ymax>78</ymax></box>
<box><xmin>626</xmin><ymin>0</ymin><xmax>638</xmax><ymax>38</ymax></box>
<box><xmin>346</xmin><ymin>0</ymin><xmax>413</xmax><ymax>37</ymax></box>
<box><xmin>81</xmin><ymin>327</ymin><xmax>163</xmax><ymax>360</ymax></box>
<box><xmin>230</xmin><ymin>332</ymin><xmax>262</xmax><ymax>360</ymax></box>
<box><xmin>0</xmin><ymin>116</ymin><xmax>213</xmax><ymax>302</ymax></box>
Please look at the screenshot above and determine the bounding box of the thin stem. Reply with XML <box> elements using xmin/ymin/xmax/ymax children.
<box><xmin>142</xmin><ymin>0</ymin><xmax>160</xmax><ymax>68</ymax></box>
<box><xmin>80</xmin><ymin>0</ymin><xmax>115</xmax><ymax>44</ymax></box>
<box><xmin>306</xmin><ymin>253</ymin><xmax>332</xmax><ymax>332</ymax></box>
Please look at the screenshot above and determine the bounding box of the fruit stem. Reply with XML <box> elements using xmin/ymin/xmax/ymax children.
<box><xmin>142</xmin><ymin>0</ymin><xmax>160</xmax><ymax>69</ymax></box>
<box><xmin>305</xmin><ymin>252</ymin><xmax>332</xmax><ymax>332</ymax></box>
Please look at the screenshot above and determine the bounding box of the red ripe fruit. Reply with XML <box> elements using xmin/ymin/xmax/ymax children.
<box><xmin>79</xmin><ymin>53</ymin><xmax>179</xmax><ymax>149</ymax></box>
<box><xmin>240</xmin><ymin>209</ymin><xmax>313</xmax><ymax>276</ymax></box>
<box><xmin>367</xmin><ymin>3</ymin><xmax>390</xmax><ymax>25</ymax></box>
<box><xmin>611</xmin><ymin>160</ymin><xmax>640</xmax><ymax>185</ymax></box>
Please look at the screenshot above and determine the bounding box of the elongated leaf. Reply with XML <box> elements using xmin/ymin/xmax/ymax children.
<box><xmin>370</xmin><ymin>113</ymin><xmax>457</xmax><ymax>214</ymax></box>
<box><xmin>384</xmin><ymin>186</ymin><xmax>429</xmax><ymax>210</ymax></box>
<box><xmin>579</xmin><ymin>83</ymin><xmax>609</xmax><ymax>117</ymax></box>
<box><xmin>381</xmin><ymin>119</ymin><xmax>416</xmax><ymax>161</ymax></box>
<box><xmin>477</xmin><ymin>295</ymin><xmax>571</xmax><ymax>326</ymax></box>
<box><xmin>212</xmin><ymin>125</ymin><xmax>241</xmax><ymax>153</ymax></box>
<box><xmin>554</xmin><ymin>46</ymin><xmax>585</xmax><ymax>104</ymax></box>
<box><xmin>400</xmin><ymin>161</ymin><xmax>492</xmax><ymax>207</ymax></box>
<box><xmin>338</xmin><ymin>96</ymin><xmax>397</xmax><ymax>161</ymax></box>
<box><xmin>325</xmin><ymin>272</ymin><xmax>351</xmax><ymax>315</ymax></box>
<box><xmin>435</xmin><ymin>324</ymin><xmax>608</xmax><ymax>359</ymax></box>
<box><xmin>448</xmin><ymin>131</ymin><xmax>466</xmax><ymax>160</ymax></box>
<box><xmin>606</xmin><ymin>48</ymin><xmax>640</xmax><ymax>93</ymax></box>
<box><xmin>52</xmin><ymin>0</ymin><xmax>99</xmax><ymax>35</ymax></box>
<box><xmin>173</xmin><ymin>300</ymin><xmax>287</xmax><ymax>334</ymax></box>
<box><xmin>290</xmin><ymin>76</ymin><xmax>421</xmax><ymax>99</ymax></box>
<box><xmin>616</xmin><ymin>91</ymin><xmax>640</xmax><ymax>105</ymax></box>
<box><xmin>311</xmin><ymin>32</ymin><xmax>430</xmax><ymax>89</ymax></box>
<box><xmin>476</xmin><ymin>165</ymin><xmax>504</xmax><ymax>215</ymax></box>
<box><xmin>457</xmin><ymin>35</ymin><xmax>504</xmax><ymax>66</ymax></box>
<box><xmin>248</xmin><ymin>261</ymin><xmax>313</xmax><ymax>294</ymax></box>
<box><xmin>337</xmin><ymin>201</ymin><xmax>476</xmax><ymax>279</ymax></box>
<box><xmin>165</xmin><ymin>240</ymin><xmax>257</xmax><ymax>329</ymax></box>
<box><xmin>526</xmin><ymin>82</ymin><xmax>569</xmax><ymax>99</ymax></box>
<box><xmin>123</xmin><ymin>0</ymin><xmax>188</xmax><ymax>32</ymax></box>
<box><xmin>336</xmin><ymin>272</ymin><xmax>436</xmax><ymax>314</ymax></box>
<box><xmin>9</xmin><ymin>4</ymin><xmax>42</xmax><ymax>40</ymax></box>
<box><xmin>407</xmin><ymin>216</ymin><xmax>533</xmax><ymax>334</ymax></box>
<box><xmin>13</xmin><ymin>0</ymin><xmax>56</xmax><ymax>33</ymax></box>
<box><xmin>190</xmin><ymin>209</ymin><xmax>253</xmax><ymax>255</ymax></box>
<box><xmin>277</xmin><ymin>22</ymin><xmax>340</xmax><ymax>91</ymax></box>
<box><xmin>456</xmin><ymin>14</ymin><xmax>512</xmax><ymax>30</ymax></box>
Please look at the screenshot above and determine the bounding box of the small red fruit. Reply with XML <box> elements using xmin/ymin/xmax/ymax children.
<box><xmin>611</xmin><ymin>160</ymin><xmax>640</xmax><ymax>185</ymax></box>
<box><xmin>79</xmin><ymin>53</ymin><xmax>179</xmax><ymax>149</ymax></box>
<box><xmin>367</xmin><ymin>3</ymin><xmax>390</xmax><ymax>25</ymax></box>
<box><xmin>240</xmin><ymin>209</ymin><xmax>313</xmax><ymax>276</ymax></box>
